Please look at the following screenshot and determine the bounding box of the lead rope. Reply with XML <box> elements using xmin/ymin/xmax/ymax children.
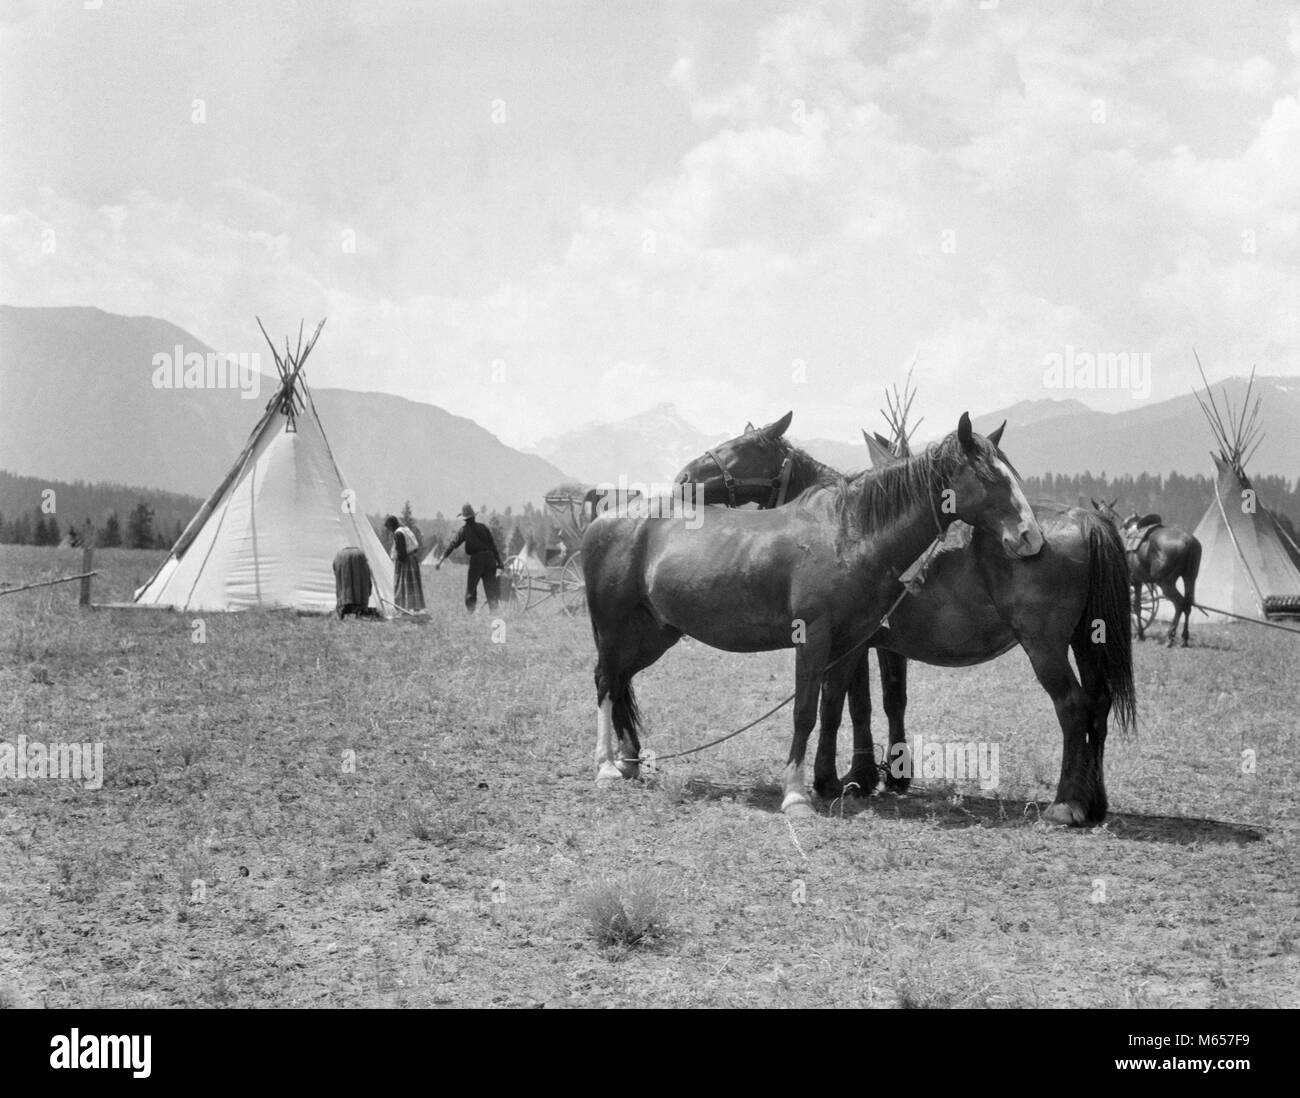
<box><xmin>1189</xmin><ymin>602</ymin><xmax>1300</xmax><ymax>636</ymax></box>
<box><xmin>645</xmin><ymin>527</ymin><xmax>947</xmax><ymax>765</ymax></box>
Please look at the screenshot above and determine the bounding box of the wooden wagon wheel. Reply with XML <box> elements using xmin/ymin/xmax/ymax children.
<box><xmin>560</xmin><ymin>551</ymin><xmax>586</xmax><ymax>616</ymax></box>
<box><xmin>1134</xmin><ymin>583</ymin><xmax>1160</xmax><ymax>633</ymax></box>
<box><xmin>502</xmin><ymin>555</ymin><xmax>529</xmax><ymax>613</ymax></box>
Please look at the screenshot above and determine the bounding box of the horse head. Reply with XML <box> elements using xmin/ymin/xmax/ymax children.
<box><xmin>674</xmin><ymin>411</ymin><xmax>794</xmax><ymax>508</ymax></box>
<box><xmin>944</xmin><ymin>413</ymin><xmax>1042</xmax><ymax>558</ymax></box>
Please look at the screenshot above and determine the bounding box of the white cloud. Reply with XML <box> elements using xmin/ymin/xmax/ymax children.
<box><xmin>5</xmin><ymin>0</ymin><xmax>1300</xmax><ymax>450</ymax></box>
<box><xmin>1134</xmin><ymin>92</ymin><xmax>1300</xmax><ymax>256</ymax></box>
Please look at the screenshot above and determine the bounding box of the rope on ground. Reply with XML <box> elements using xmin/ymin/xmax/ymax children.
<box><xmin>647</xmin><ymin>534</ymin><xmax>945</xmax><ymax>764</ymax></box>
<box><xmin>1192</xmin><ymin>602</ymin><xmax>1300</xmax><ymax>637</ymax></box>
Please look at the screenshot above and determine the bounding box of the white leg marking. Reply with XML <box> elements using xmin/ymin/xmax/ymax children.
<box><xmin>595</xmin><ymin>699</ymin><xmax>622</xmax><ymax>782</ymax></box>
<box><xmin>781</xmin><ymin>761</ymin><xmax>810</xmax><ymax>812</ymax></box>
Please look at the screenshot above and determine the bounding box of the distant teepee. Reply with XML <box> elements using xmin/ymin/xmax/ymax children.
<box><xmin>1190</xmin><ymin>356</ymin><xmax>1300</xmax><ymax>621</ymax></box>
<box><xmin>864</xmin><ymin>364</ymin><xmax>923</xmax><ymax>466</ymax></box>
<box><xmin>133</xmin><ymin>319</ymin><xmax>395</xmax><ymax>615</ymax></box>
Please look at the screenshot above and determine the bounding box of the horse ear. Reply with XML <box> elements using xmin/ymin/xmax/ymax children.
<box><xmin>764</xmin><ymin>411</ymin><xmax>793</xmax><ymax>439</ymax></box>
<box><xmin>744</xmin><ymin>421</ymin><xmax>755</xmax><ymax>434</ymax></box>
<box><xmin>957</xmin><ymin>412</ymin><xmax>974</xmax><ymax>450</ymax></box>
<box><xmin>987</xmin><ymin>419</ymin><xmax>1006</xmax><ymax>448</ymax></box>
<box><xmin>1090</xmin><ymin>498</ymin><xmax>1100</xmax><ymax>510</ymax></box>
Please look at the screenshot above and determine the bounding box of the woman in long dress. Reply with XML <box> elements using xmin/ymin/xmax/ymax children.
<box><xmin>384</xmin><ymin>514</ymin><xmax>425</xmax><ymax>612</ymax></box>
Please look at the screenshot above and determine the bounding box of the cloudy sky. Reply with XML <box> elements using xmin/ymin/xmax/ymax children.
<box><xmin>3</xmin><ymin>0</ymin><xmax>1299</xmax><ymax>447</ymax></box>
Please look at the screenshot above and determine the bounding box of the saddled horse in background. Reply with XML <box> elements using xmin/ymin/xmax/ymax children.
<box><xmin>1093</xmin><ymin>499</ymin><xmax>1201</xmax><ymax>648</ymax></box>
<box><xmin>584</xmin><ymin>416</ymin><xmax>1045</xmax><ymax>818</ymax></box>
<box><xmin>675</xmin><ymin>413</ymin><xmax>1137</xmax><ymax>826</ymax></box>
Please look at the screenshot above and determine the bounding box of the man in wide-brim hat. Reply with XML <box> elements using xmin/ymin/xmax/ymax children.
<box><xmin>436</xmin><ymin>504</ymin><xmax>505</xmax><ymax>613</ymax></box>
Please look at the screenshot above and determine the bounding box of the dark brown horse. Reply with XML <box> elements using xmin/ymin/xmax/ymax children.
<box><xmin>675</xmin><ymin>413</ymin><xmax>1137</xmax><ymax>825</ymax></box>
<box><xmin>584</xmin><ymin>416</ymin><xmax>1044</xmax><ymax>817</ymax></box>
<box><xmin>1093</xmin><ymin>499</ymin><xmax>1202</xmax><ymax>647</ymax></box>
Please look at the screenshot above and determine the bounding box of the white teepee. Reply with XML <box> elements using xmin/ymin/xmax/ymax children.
<box><xmin>133</xmin><ymin>319</ymin><xmax>394</xmax><ymax>615</ymax></box>
<box><xmin>1191</xmin><ymin>359</ymin><xmax>1300</xmax><ymax>621</ymax></box>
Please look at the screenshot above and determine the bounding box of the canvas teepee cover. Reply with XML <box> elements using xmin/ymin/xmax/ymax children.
<box><xmin>1191</xmin><ymin>361</ymin><xmax>1300</xmax><ymax>621</ymax></box>
<box><xmin>133</xmin><ymin>320</ymin><xmax>394</xmax><ymax>615</ymax></box>
<box><xmin>1192</xmin><ymin>454</ymin><xmax>1300</xmax><ymax>620</ymax></box>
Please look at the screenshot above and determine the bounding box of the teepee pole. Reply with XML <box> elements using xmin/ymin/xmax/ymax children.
<box><xmin>257</xmin><ymin>315</ymin><xmax>286</xmax><ymax>376</ymax></box>
<box><xmin>284</xmin><ymin>318</ymin><xmax>324</xmax><ymax>395</ymax></box>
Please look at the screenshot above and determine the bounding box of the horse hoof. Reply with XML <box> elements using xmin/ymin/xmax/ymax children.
<box><xmin>782</xmin><ymin>795</ymin><xmax>816</xmax><ymax>818</ymax></box>
<box><xmin>616</xmin><ymin>759</ymin><xmax>641</xmax><ymax>781</ymax></box>
<box><xmin>1043</xmin><ymin>801</ymin><xmax>1087</xmax><ymax>827</ymax></box>
<box><xmin>814</xmin><ymin>778</ymin><xmax>843</xmax><ymax>800</ymax></box>
<box><xmin>595</xmin><ymin>762</ymin><xmax>624</xmax><ymax>784</ymax></box>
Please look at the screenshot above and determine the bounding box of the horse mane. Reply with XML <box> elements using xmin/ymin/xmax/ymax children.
<box><xmin>832</xmin><ymin>432</ymin><xmax>1002</xmax><ymax>546</ymax></box>
<box><xmin>757</xmin><ymin>436</ymin><xmax>841</xmax><ymax>494</ymax></box>
<box><xmin>787</xmin><ymin>442</ymin><xmax>842</xmax><ymax>490</ymax></box>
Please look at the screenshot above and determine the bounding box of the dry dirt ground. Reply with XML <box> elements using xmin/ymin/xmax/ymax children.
<box><xmin>1</xmin><ymin>544</ymin><xmax>1296</xmax><ymax>1008</ymax></box>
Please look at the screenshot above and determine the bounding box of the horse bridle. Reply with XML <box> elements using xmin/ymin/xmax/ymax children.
<box><xmin>701</xmin><ymin>444</ymin><xmax>795</xmax><ymax>509</ymax></box>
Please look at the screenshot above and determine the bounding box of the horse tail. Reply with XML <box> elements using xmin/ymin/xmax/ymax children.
<box><xmin>612</xmin><ymin>680</ymin><xmax>641</xmax><ymax>744</ymax></box>
<box><xmin>1183</xmin><ymin>535</ymin><xmax>1202</xmax><ymax>608</ymax></box>
<box><xmin>593</xmin><ymin>649</ymin><xmax>642</xmax><ymax>742</ymax></box>
<box><xmin>1080</xmin><ymin>512</ymin><xmax>1137</xmax><ymax>734</ymax></box>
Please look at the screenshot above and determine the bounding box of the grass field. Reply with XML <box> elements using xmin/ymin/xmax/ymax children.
<box><xmin>1</xmin><ymin>543</ymin><xmax>1297</xmax><ymax>1008</ymax></box>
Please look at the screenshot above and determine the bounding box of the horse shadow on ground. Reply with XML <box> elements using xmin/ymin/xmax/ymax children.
<box><xmin>667</xmin><ymin>775</ymin><xmax>1264</xmax><ymax>846</ymax></box>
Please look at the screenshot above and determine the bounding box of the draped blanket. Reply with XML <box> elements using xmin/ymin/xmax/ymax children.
<box><xmin>333</xmin><ymin>546</ymin><xmax>378</xmax><ymax>617</ymax></box>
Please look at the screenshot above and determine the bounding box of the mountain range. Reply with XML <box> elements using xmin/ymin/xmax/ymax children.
<box><xmin>972</xmin><ymin>387</ymin><xmax>1299</xmax><ymax>481</ymax></box>
<box><xmin>532</xmin><ymin>388</ymin><xmax>1299</xmax><ymax>485</ymax></box>
<box><xmin>0</xmin><ymin>306</ymin><xmax>569</xmax><ymax>517</ymax></box>
<box><xmin>1</xmin><ymin>305</ymin><xmax>1296</xmax><ymax>519</ymax></box>
<box><xmin>784</xmin><ymin>389</ymin><xmax>1298</xmax><ymax>480</ymax></box>
<box><xmin>528</xmin><ymin>403</ymin><xmax>726</xmax><ymax>486</ymax></box>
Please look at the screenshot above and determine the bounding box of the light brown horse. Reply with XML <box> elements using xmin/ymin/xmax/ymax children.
<box><xmin>676</xmin><ymin>414</ymin><xmax>1137</xmax><ymax>825</ymax></box>
<box><xmin>1093</xmin><ymin>499</ymin><xmax>1202</xmax><ymax>647</ymax></box>
<box><xmin>584</xmin><ymin>416</ymin><xmax>1044</xmax><ymax>817</ymax></box>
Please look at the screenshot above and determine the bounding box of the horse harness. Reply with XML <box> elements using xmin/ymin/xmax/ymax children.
<box><xmin>703</xmin><ymin>447</ymin><xmax>795</xmax><ymax>509</ymax></box>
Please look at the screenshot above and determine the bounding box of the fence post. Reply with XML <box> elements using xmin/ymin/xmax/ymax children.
<box><xmin>79</xmin><ymin>534</ymin><xmax>94</xmax><ymax>608</ymax></box>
